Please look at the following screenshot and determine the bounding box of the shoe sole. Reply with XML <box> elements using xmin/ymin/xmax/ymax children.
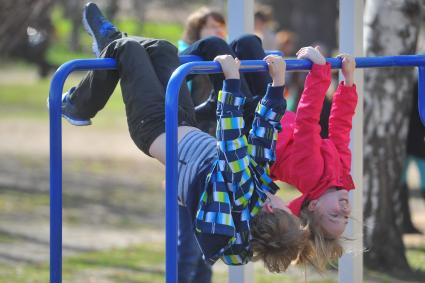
<box><xmin>82</xmin><ymin>7</ymin><xmax>101</xmax><ymax>57</ymax></box>
<box><xmin>47</xmin><ymin>93</ymin><xmax>92</xmax><ymax>127</ymax></box>
<box><xmin>62</xmin><ymin>115</ymin><xmax>92</xmax><ymax>126</ymax></box>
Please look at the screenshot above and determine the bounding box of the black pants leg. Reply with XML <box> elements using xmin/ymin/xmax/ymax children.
<box><xmin>70</xmin><ymin>36</ymin><xmax>196</xmax><ymax>156</ymax></box>
<box><xmin>180</xmin><ymin>36</ymin><xmax>253</xmax><ymax>98</ymax></box>
<box><xmin>230</xmin><ymin>34</ymin><xmax>272</xmax><ymax>96</ymax></box>
<box><xmin>181</xmin><ymin>35</ymin><xmax>272</xmax><ymax>97</ymax></box>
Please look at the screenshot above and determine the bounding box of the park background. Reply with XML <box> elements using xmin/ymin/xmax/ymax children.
<box><xmin>0</xmin><ymin>0</ymin><xmax>425</xmax><ymax>282</ymax></box>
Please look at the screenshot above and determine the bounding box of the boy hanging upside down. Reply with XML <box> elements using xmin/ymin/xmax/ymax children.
<box><xmin>57</xmin><ymin>2</ymin><xmax>309</xmax><ymax>272</ymax></box>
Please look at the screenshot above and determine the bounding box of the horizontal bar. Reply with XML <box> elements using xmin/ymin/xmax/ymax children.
<box><xmin>179</xmin><ymin>50</ymin><xmax>283</xmax><ymax>64</ymax></box>
<box><xmin>56</xmin><ymin>54</ymin><xmax>425</xmax><ymax>74</ymax></box>
<box><xmin>186</xmin><ymin>55</ymin><xmax>425</xmax><ymax>74</ymax></box>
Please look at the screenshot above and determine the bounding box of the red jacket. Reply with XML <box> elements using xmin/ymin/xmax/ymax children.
<box><xmin>270</xmin><ymin>63</ymin><xmax>358</xmax><ymax>216</ymax></box>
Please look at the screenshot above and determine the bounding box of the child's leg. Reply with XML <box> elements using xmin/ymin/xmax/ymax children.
<box><xmin>230</xmin><ymin>34</ymin><xmax>272</xmax><ymax>96</ymax></box>
<box><xmin>71</xmin><ymin>36</ymin><xmax>195</xmax><ymax>156</ymax></box>
<box><xmin>66</xmin><ymin>37</ymin><xmax>124</xmax><ymax>120</ymax></box>
<box><xmin>135</xmin><ymin>37</ymin><xmax>197</xmax><ymax>120</ymax></box>
<box><xmin>178</xmin><ymin>205</ymin><xmax>212</xmax><ymax>283</ymax></box>
<box><xmin>112</xmin><ymin>38</ymin><xmax>196</xmax><ymax>155</ymax></box>
<box><xmin>180</xmin><ymin>36</ymin><xmax>253</xmax><ymax>98</ymax></box>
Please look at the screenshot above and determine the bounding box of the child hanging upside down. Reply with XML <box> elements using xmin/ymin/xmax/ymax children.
<box><xmin>58</xmin><ymin>2</ymin><xmax>309</xmax><ymax>273</ymax></box>
<box><xmin>270</xmin><ymin>46</ymin><xmax>358</xmax><ymax>270</ymax></box>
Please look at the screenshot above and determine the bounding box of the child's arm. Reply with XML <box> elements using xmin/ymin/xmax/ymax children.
<box><xmin>247</xmin><ymin>55</ymin><xmax>287</xmax><ymax>165</ymax></box>
<box><xmin>214</xmin><ymin>55</ymin><xmax>249</xmax><ymax>175</ymax></box>
<box><xmin>328</xmin><ymin>54</ymin><xmax>358</xmax><ymax>173</ymax></box>
<box><xmin>289</xmin><ymin>47</ymin><xmax>331</xmax><ymax>191</ymax></box>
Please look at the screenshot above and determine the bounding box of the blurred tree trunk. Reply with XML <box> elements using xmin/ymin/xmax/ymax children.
<box><xmin>132</xmin><ymin>0</ymin><xmax>147</xmax><ymax>23</ymax></box>
<box><xmin>363</xmin><ymin>0</ymin><xmax>421</xmax><ymax>272</ymax></box>
<box><xmin>257</xmin><ymin>0</ymin><xmax>338</xmax><ymax>56</ymax></box>
<box><xmin>62</xmin><ymin>0</ymin><xmax>83</xmax><ymax>52</ymax></box>
<box><xmin>0</xmin><ymin>0</ymin><xmax>53</xmax><ymax>53</ymax></box>
<box><xmin>0</xmin><ymin>0</ymin><xmax>55</xmax><ymax>77</ymax></box>
<box><xmin>106</xmin><ymin>0</ymin><xmax>119</xmax><ymax>21</ymax></box>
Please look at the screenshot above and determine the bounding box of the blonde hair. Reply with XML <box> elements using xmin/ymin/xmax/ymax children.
<box><xmin>250</xmin><ymin>209</ymin><xmax>309</xmax><ymax>273</ymax></box>
<box><xmin>182</xmin><ymin>7</ymin><xmax>226</xmax><ymax>44</ymax></box>
<box><xmin>298</xmin><ymin>207</ymin><xmax>344</xmax><ymax>272</ymax></box>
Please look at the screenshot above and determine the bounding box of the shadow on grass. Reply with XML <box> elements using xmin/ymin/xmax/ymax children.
<box><xmin>0</xmin><ymin>228</ymin><xmax>97</xmax><ymax>253</ymax></box>
<box><xmin>366</xmin><ymin>267</ymin><xmax>425</xmax><ymax>283</ymax></box>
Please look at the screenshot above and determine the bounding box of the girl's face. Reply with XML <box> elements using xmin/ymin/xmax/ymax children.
<box><xmin>309</xmin><ymin>189</ymin><xmax>351</xmax><ymax>238</ymax></box>
<box><xmin>200</xmin><ymin>16</ymin><xmax>226</xmax><ymax>39</ymax></box>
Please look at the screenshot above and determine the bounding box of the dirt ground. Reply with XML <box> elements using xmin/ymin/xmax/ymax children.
<box><xmin>0</xmin><ymin>118</ymin><xmax>167</xmax><ymax>265</ymax></box>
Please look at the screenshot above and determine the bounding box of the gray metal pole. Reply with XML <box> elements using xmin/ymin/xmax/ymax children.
<box><xmin>227</xmin><ymin>0</ymin><xmax>254</xmax><ymax>41</ymax></box>
<box><xmin>338</xmin><ymin>0</ymin><xmax>364</xmax><ymax>282</ymax></box>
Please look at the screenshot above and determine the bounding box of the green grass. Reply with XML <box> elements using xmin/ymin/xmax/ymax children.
<box><xmin>407</xmin><ymin>246</ymin><xmax>425</xmax><ymax>270</ymax></box>
<box><xmin>2</xmin><ymin>240</ymin><xmax>423</xmax><ymax>283</ymax></box>
<box><xmin>0</xmin><ymin>263</ymin><xmax>49</xmax><ymax>283</ymax></box>
<box><xmin>0</xmin><ymin>242</ymin><xmax>335</xmax><ymax>283</ymax></box>
<box><xmin>47</xmin><ymin>7</ymin><xmax>183</xmax><ymax>65</ymax></box>
<box><xmin>0</xmin><ymin>191</ymin><xmax>49</xmax><ymax>213</ymax></box>
<box><xmin>0</xmin><ymin>6</ymin><xmax>183</xmax><ymax>121</ymax></box>
<box><xmin>0</xmin><ymin>68</ymin><xmax>126</xmax><ymax>127</ymax></box>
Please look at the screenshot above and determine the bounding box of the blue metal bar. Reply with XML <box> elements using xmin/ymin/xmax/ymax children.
<box><xmin>50</xmin><ymin>54</ymin><xmax>425</xmax><ymax>283</ymax></box>
<box><xmin>48</xmin><ymin>59</ymin><xmax>117</xmax><ymax>283</ymax></box>
<box><xmin>178</xmin><ymin>50</ymin><xmax>283</xmax><ymax>65</ymax></box>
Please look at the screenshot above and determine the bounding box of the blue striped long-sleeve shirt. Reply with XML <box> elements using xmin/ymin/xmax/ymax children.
<box><xmin>194</xmin><ymin>79</ymin><xmax>286</xmax><ymax>265</ymax></box>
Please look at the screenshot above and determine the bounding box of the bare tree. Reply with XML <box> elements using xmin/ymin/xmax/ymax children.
<box><xmin>0</xmin><ymin>0</ymin><xmax>55</xmax><ymax>77</ymax></box>
<box><xmin>363</xmin><ymin>0</ymin><xmax>421</xmax><ymax>273</ymax></box>
<box><xmin>61</xmin><ymin>0</ymin><xmax>83</xmax><ymax>53</ymax></box>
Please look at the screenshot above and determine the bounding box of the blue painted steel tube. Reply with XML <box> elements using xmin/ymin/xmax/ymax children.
<box><xmin>178</xmin><ymin>50</ymin><xmax>283</xmax><ymax>64</ymax></box>
<box><xmin>50</xmin><ymin>54</ymin><xmax>425</xmax><ymax>283</ymax></box>
<box><xmin>49</xmin><ymin>58</ymin><xmax>116</xmax><ymax>283</ymax></box>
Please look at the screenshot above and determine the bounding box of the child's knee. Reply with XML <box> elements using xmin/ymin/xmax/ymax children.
<box><xmin>236</xmin><ymin>34</ymin><xmax>262</xmax><ymax>47</ymax></box>
<box><xmin>115</xmin><ymin>38</ymin><xmax>145</xmax><ymax>54</ymax></box>
<box><xmin>202</xmin><ymin>36</ymin><xmax>229</xmax><ymax>50</ymax></box>
<box><xmin>154</xmin><ymin>39</ymin><xmax>178</xmax><ymax>54</ymax></box>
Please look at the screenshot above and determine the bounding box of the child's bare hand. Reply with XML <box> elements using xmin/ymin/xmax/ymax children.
<box><xmin>214</xmin><ymin>55</ymin><xmax>240</xmax><ymax>79</ymax></box>
<box><xmin>296</xmin><ymin>46</ymin><xmax>326</xmax><ymax>65</ymax></box>
<box><xmin>264</xmin><ymin>55</ymin><xmax>286</xmax><ymax>87</ymax></box>
<box><xmin>337</xmin><ymin>53</ymin><xmax>356</xmax><ymax>86</ymax></box>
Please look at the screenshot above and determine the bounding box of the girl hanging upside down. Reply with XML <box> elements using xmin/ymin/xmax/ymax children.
<box><xmin>57</xmin><ymin>2</ymin><xmax>311</xmax><ymax>273</ymax></box>
<box><xmin>270</xmin><ymin>46</ymin><xmax>358</xmax><ymax>270</ymax></box>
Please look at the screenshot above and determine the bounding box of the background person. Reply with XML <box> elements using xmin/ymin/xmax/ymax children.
<box><xmin>254</xmin><ymin>5</ymin><xmax>278</xmax><ymax>50</ymax></box>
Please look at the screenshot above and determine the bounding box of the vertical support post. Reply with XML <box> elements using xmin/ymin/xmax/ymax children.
<box><xmin>49</xmin><ymin>71</ymin><xmax>65</xmax><ymax>283</ymax></box>
<box><xmin>227</xmin><ymin>0</ymin><xmax>254</xmax><ymax>41</ymax></box>
<box><xmin>338</xmin><ymin>1</ymin><xmax>364</xmax><ymax>283</ymax></box>
<box><xmin>165</xmin><ymin>70</ymin><xmax>182</xmax><ymax>283</ymax></box>
<box><xmin>227</xmin><ymin>1</ymin><xmax>254</xmax><ymax>282</ymax></box>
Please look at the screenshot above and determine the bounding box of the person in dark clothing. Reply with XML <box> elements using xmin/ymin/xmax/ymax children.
<box><xmin>59</xmin><ymin>2</ymin><xmax>309</xmax><ymax>274</ymax></box>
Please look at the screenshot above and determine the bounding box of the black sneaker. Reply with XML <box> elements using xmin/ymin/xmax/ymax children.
<box><xmin>61</xmin><ymin>87</ymin><xmax>92</xmax><ymax>126</ymax></box>
<box><xmin>82</xmin><ymin>2</ymin><xmax>120</xmax><ymax>57</ymax></box>
<box><xmin>47</xmin><ymin>87</ymin><xmax>92</xmax><ymax>126</ymax></box>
